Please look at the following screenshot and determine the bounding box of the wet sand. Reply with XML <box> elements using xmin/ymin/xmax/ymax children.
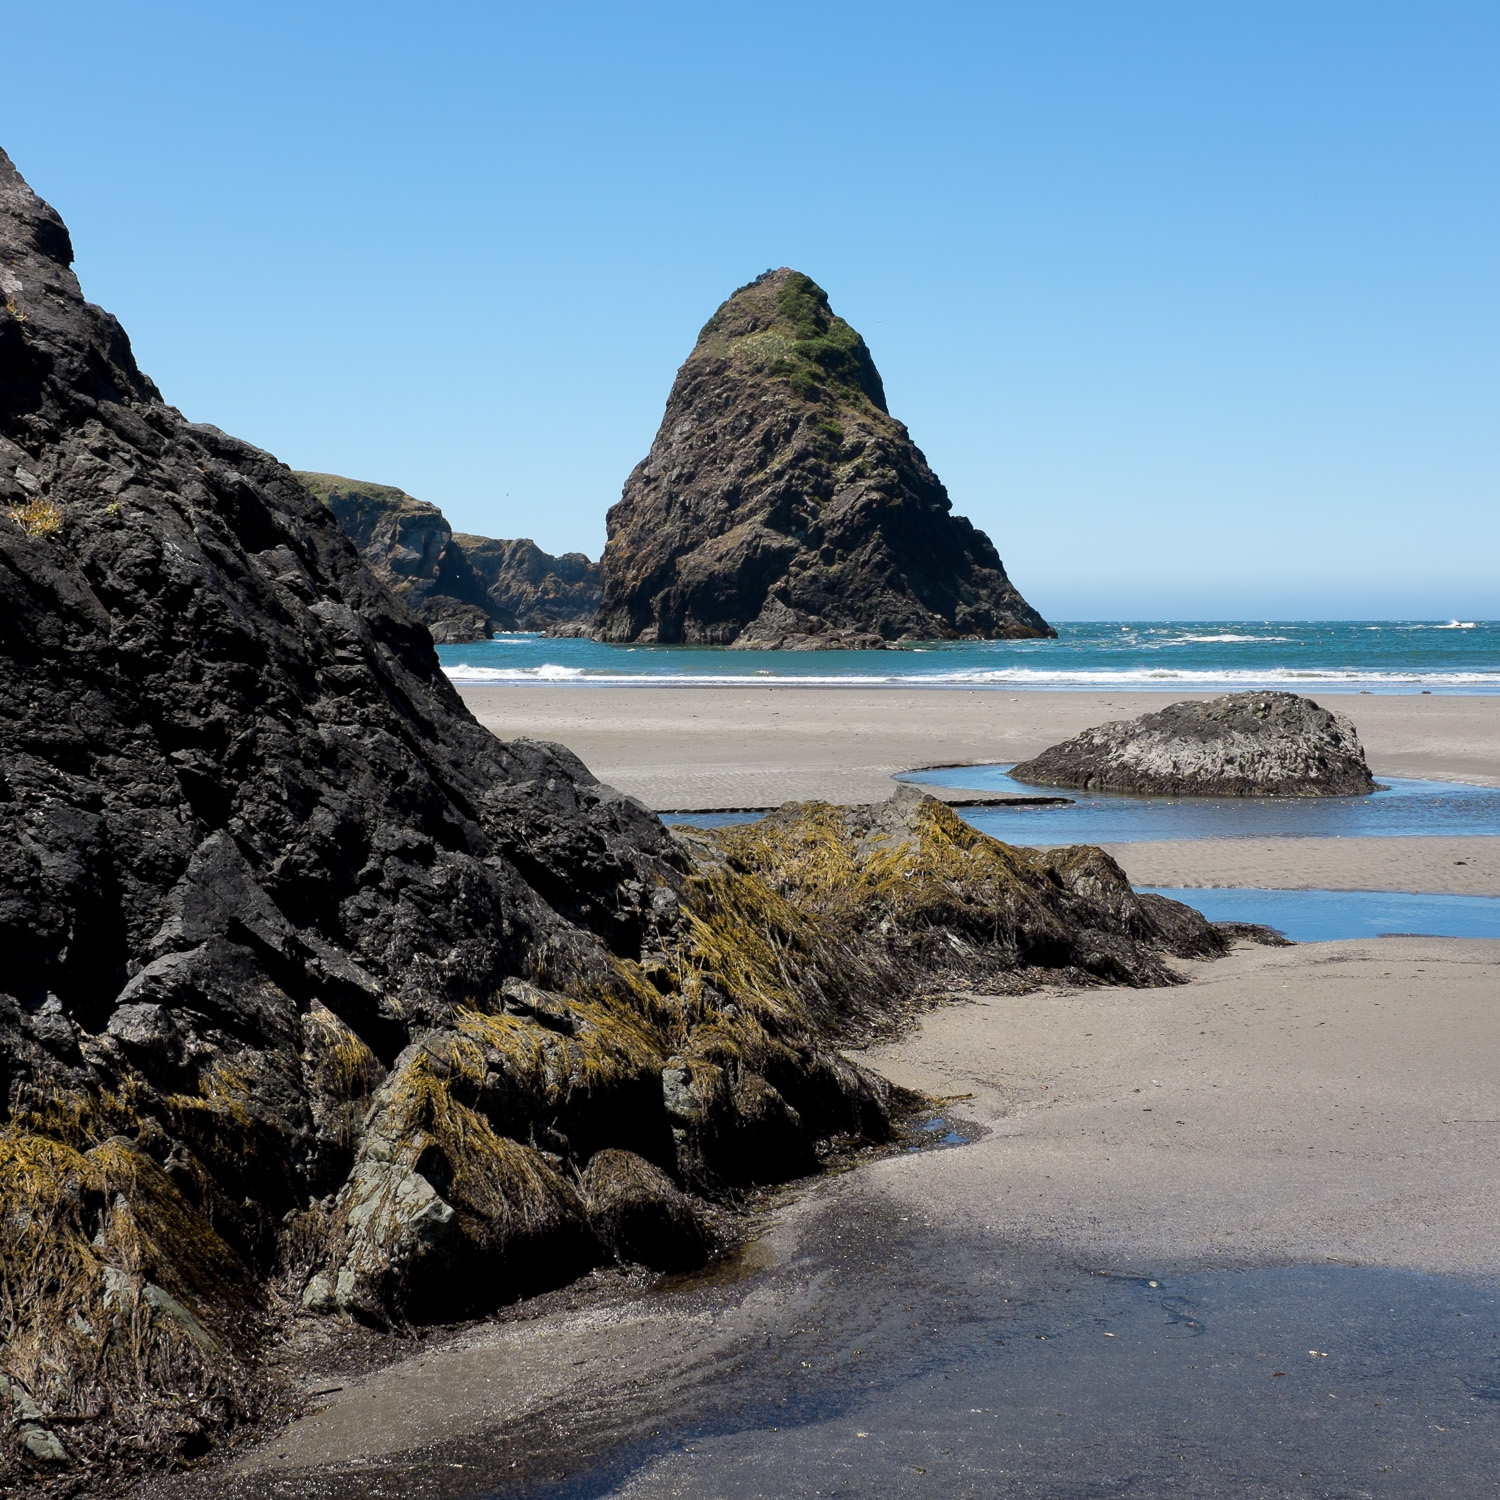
<box><xmin>862</xmin><ymin>936</ymin><xmax>1500</xmax><ymax>1272</ymax></box>
<box><xmin>1105</xmin><ymin>834</ymin><xmax>1500</xmax><ymax>895</ymax></box>
<box><xmin>184</xmin><ymin>936</ymin><xmax>1500</xmax><ymax>1498</ymax></box>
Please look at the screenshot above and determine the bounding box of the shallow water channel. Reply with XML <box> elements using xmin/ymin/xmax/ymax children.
<box><xmin>896</xmin><ymin>766</ymin><xmax>1500</xmax><ymax>844</ymax></box>
<box><xmin>663</xmin><ymin>769</ymin><xmax>1500</xmax><ymax>844</ymax></box>
<box><xmin>1143</xmin><ymin>886</ymin><xmax>1500</xmax><ymax>942</ymax></box>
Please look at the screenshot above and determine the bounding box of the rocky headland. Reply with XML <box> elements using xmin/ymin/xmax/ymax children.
<box><xmin>1</xmin><ymin>148</ymin><xmax>1227</xmax><ymax>1490</ymax></box>
<box><xmin>1010</xmin><ymin>691</ymin><xmax>1378</xmax><ymax>797</ymax></box>
<box><xmin>585</xmin><ymin>268</ymin><xmax>1054</xmax><ymax>649</ymax></box>
<box><xmin>298</xmin><ymin>471</ymin><xmax>599</xmax><ymax>642</ymax></box>
<box><xmin>454</xmin><ymin>531</ymin><xmax>601</xmax><ymax>635</ymax></box>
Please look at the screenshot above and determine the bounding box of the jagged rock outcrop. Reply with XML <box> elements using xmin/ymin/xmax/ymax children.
<box><xmin>588</xmin><ymin>268</ymin><xmax>1054</xmax><ymax>649</ymax></box>
<box><xmin>456</xmin><ymin>532</ymin><xmax>601</xmax><ymax>632</ymax></box>
<box><xmin>299</xmin><ymin>471</ymin><xmax>599</xmax><ymax>642</ymax></box>
<box><xmin>1011</xmin><ymin>692</ymin><xmax>1377</xmax><ymax>797</ymax></box>
<box><xmin>0</xmin><ymin>149</ymin><xmax>858</xmax><ymax>1478</ymax></box>
<box><xmin>0</xmin><ymin>148</ymin><xmax>1227</xmax><ymax>1485</ymax></box>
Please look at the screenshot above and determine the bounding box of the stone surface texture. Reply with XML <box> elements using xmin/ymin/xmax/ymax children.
<box><xmin>298</xmin><ymin>471</ymin><xmax>599</xmax><ymax>641</ymax></box>
<box><xmin>1010</xmin><ymin>691</ymin><xmax>1378</xmax><ymax>797</ymax></box>
<box><xmin>587</xmin><ymin>269</ymin><xmax>1053</xmax><ymax>649</ymax></box>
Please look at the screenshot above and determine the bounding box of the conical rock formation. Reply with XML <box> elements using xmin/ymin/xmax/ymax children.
<box><xmin>588</xmin><ymin>269</ymin><xmax>1053</xmax><ymax>649</ymax></box>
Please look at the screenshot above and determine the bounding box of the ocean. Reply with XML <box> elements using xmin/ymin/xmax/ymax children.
<box><xmin>438</xmin><ymin>619</ymin><xmax>1499</xmax><ymax>692</ymax></box>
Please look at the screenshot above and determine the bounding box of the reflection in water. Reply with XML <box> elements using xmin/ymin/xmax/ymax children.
<box><xmin>899</xmin><ymin>765</ymin><xmax>1500</xmax><ymax>843</ymax></box>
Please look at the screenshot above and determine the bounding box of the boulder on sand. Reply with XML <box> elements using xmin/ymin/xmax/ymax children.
<box><xmin>1010</xmin><ymin>691</ymin><xmax>1376</xmax><ymax>798</ymax></box>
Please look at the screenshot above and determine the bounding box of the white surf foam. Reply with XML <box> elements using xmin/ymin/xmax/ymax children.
<box><xmin>441</xmin><ymin>663</ymin><xmax>1500</xmax><ymax>690</ymax></box>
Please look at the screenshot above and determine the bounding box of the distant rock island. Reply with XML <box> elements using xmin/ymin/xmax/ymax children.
<box><xmin>299</xmin><ymin>471</ymin><xmax>600</xmax><ymax>642</ymax></box>
<box><xmin>588</xmin><ymin>268</ymin><xmax>1054</xmax><ymax>650</ymax></box>
<box><xmin>1011</xmin><ymin>691</ymin><xmax>1378</xmax><ymax>797</ymax></box>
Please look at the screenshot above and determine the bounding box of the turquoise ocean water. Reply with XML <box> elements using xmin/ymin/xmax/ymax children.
<box><xmin>438</xmin><ymin>619</ymin><xmax>1499</xmax><ymax>692</ymax></box>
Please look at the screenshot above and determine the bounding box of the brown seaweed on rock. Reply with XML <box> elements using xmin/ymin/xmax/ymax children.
<box><xmin>681</xmin><ymin>785</ymin><xmax>1227</xmax><ymax>1012</ymax></box>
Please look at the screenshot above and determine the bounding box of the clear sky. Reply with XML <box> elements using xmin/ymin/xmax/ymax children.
<box><xmin>4</xmin><ymin>2</ymin><xmax>1496</xmax><ymax>620</ymax></box>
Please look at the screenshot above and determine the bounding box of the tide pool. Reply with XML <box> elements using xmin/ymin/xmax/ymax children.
<box><xmin>898</xmin><ymin>766</ymin><xmax>1500</xmax><ymax>842</ymax></box>
<box><xmin>1142</xmin><ymin>887</ymin><xmax>1500</xmax><ymax>942</ymax></box>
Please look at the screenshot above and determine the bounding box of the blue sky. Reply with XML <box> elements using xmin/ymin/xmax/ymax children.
<box><xmin>4</xmin><ymin>2</ymin><xmax>1496</xmax><ymax>619</ymax></box>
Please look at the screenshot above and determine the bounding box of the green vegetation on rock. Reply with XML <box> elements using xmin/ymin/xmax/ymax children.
<box><xmin>294</xmin><ymin>471</ymin><xmax>413</xmax><ymax>513</ymax></box>
<box><xmin>696</xmin><ymin>268</ymin><xmax>887</xmax><ymax>414</ymax></box>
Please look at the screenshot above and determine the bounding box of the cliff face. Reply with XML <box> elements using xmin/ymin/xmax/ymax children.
<box><xmin>456</xmin><ymin>532</ymin><xmax>602</xmax><ymax>632</ymax></box>
<box><xmin>591</xmin><ymin>269</ymin><xmax>1054</xmax><ymax>649</ymax></box>
<box><xmin>295</xmin><ymin>471</ymin><xmax>493</xmax><ymax>642</ymax></box>
<box><xmin>299</xmin><ymin>471</ymin><xmax>601</xmax><ymax>641</ymax></box>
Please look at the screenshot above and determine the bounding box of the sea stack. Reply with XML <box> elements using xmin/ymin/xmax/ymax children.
<box><xmin>588</xmin><ymin>269</ymin><xmax>1054</xmax><ymax>649</ymax></box>
<box><xmin>1010</xmin><ymin>692</ymin><xmax>1378</xmax><ymax>797</ymax></box>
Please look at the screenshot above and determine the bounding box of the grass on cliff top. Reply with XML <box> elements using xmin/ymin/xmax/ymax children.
<box><xmin>294</xmin><ymin>470</ymin><xmax>419</xmax><ymax>512</ymax></box>
<box><xmin>698</xmin><ymin>269</ymin><xmax>889</xmax><ymax>415</ymax></box>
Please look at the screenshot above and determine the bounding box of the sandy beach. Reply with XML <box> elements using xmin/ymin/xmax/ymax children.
<box><xmin>461</xmin><ymin>686</ymin><xmax>1500</xmax><ymax>895</ymax></box>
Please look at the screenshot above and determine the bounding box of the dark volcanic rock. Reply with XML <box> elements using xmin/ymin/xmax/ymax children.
<box><xmin>588</xmin><ymin>269</ymin><xmax>1054</xmax><ymax>649</ymax></box>
<box><xmin>1011</xmin><ymin>692</ymin><xmax>1377</xmax><ymax>797</ymax></box>
<box><xmin>456</xmin><ymin>532</ymin><xmax>602</xmax><ymax>632</ymax></box>
<box><xmin>0</xmin><ymin>148</ymin><xmax>866</xmax><ymax>1474</ymax></box>
<box><xmin>299</xmin><ymin>471</ymin><xmax>599</xmax><ymax>641</ymax></box>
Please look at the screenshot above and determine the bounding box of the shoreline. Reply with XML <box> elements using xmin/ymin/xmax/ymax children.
<box><xmin>167</xmin><ymin>935</ymin><xmax>1500</xmax><ymax>1497</ymax></box>
<box><xmin>460</xmin><ymin>685</ymin><xmax>1500</xmax><ymax>897</ymax></box>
